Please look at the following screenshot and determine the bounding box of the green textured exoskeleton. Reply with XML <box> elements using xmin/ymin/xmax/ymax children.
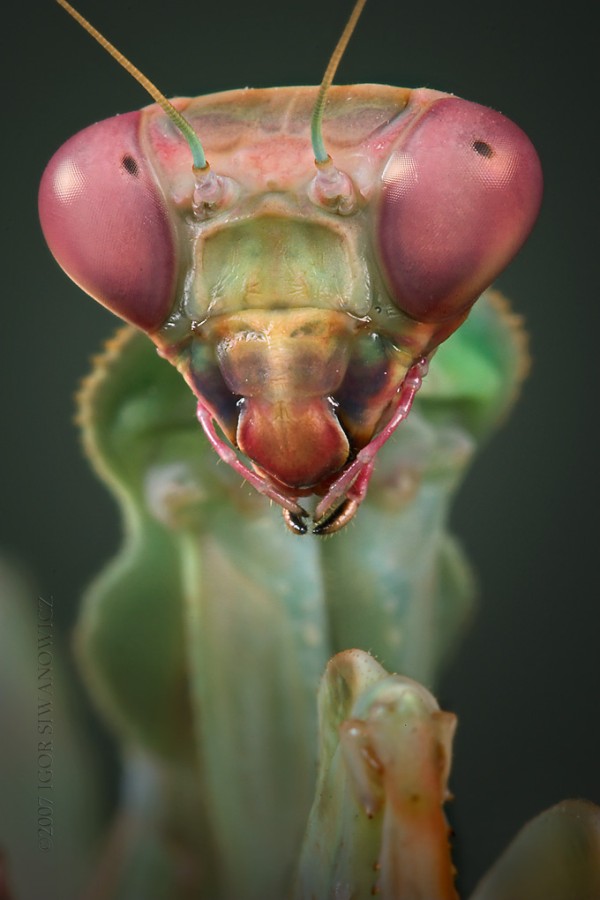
<box><xmin>73</xmin><ymin>292</ymin><xmax>526</xmax><ymax>897</ymax></box>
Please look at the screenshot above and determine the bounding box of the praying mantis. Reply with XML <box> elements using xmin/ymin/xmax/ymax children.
<box><xmin>2</xmin><ymin>0</ymin><xmax>596</xmax><ymax>896</ymax></box>
<box><xmin>39</xmin><ymin>0</ymin><xmax>541</xmax><ymax>535</ymax></box>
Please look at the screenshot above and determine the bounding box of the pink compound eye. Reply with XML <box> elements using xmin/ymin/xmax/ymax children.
<box><xmin>375</xmin><ymin>97</ymin><xmax>543</xmax><ymax>323</ymax></box>
<box><xmin>39</xmin><ymin>111</ymin><xmax>177</xmax><ymax>333</ymax></box>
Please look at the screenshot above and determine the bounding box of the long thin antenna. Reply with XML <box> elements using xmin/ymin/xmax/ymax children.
<box><xmin>55</xmin><ymin>0</ymin><xmax>208</xmax><ymax>171</ymax></box>
<box><xmin>311</xmin><ymin>0</ymin><xmax>368</xmax><ymax>164</ymax></box>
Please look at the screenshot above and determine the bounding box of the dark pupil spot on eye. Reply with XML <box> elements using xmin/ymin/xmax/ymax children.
<box><xmin>472</xmin><ymin>140</ymin><xmax>494</xmax><ymax>158</ymax></box>
<box><xmin>121</xmin><ymin>154</ymin><xmax>139</xmax><ymax>176</ymax></box>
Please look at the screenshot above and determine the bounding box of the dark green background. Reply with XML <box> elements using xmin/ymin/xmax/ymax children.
<box><xmin>2</xmin><ymin>0</ymin><xmax>599</xmax><ymax>894</ymax></box>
